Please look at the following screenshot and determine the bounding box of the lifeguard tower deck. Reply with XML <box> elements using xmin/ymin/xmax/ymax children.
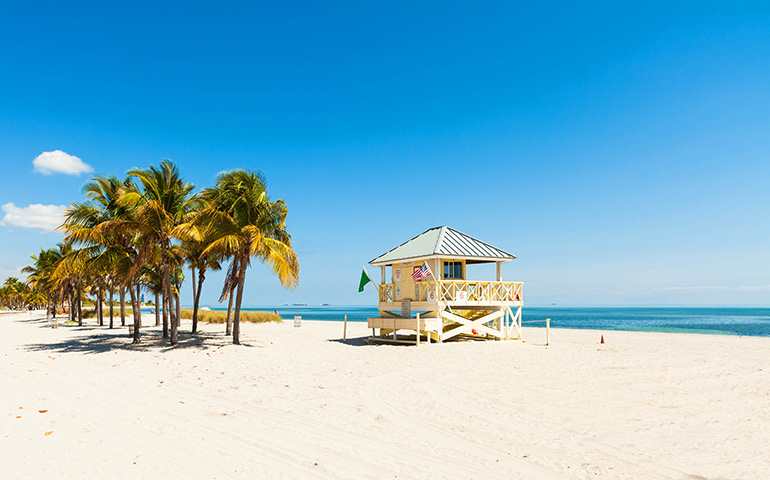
<box><xmin>367</xmin><ymin>226</ymin><xmax>523</xmax><ymax>343</ymax></box>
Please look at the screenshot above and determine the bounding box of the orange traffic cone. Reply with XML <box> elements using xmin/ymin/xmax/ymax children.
<box><xmin>600</xmin><ymin>335</ymin><xmax>605</xmax><ymax>344</ymax></box>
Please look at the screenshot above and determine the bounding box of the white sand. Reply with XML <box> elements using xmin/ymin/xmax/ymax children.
<box><xmin>1</xmin><ymin>311</ymin><xmax>768</xmax><ymax>479</ymax></box>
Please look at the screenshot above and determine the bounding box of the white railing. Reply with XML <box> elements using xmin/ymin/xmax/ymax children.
<box><xmin>379</xmin><ymin>280</ymin><xmax>522</xmax><ymax>304</ymax></box>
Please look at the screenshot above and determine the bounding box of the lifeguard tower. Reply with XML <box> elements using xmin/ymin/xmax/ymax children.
<box><xmin>367</xmin><ymin>226</ymin><xmax>523</xmax><ymax>343</ymax></box>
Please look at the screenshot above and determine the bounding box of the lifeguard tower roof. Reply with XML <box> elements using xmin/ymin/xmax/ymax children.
<box><xmin>369</xmin><ymin>226</ymin><xmax>516</xmax><ymax>266</ymax></box>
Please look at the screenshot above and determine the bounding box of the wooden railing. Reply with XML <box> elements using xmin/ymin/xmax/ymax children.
<box><xmin>378</xmin><ymin>280</ymin><xmax>522</xmax><ymax>305</ymax></box>
<box><xmin>378</xmin><ymin>283</ymin><xmax>394</xmax><ymax>303</ymax></box>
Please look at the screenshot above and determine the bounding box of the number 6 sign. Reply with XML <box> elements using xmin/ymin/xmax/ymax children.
<box><xmin>427</xmin><ymin>290</ymin><xmax>436</xmax><ymax>302</ymax></box>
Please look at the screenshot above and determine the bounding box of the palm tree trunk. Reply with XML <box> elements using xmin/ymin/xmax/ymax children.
<box><xmin>136</xmin><ymin>284</ymin><xmax>142</xmax><ymax>328</ymax></box>
<box><xmin>97</xmin><ymin>286</ymin><xmax>104</xmax><ymax>326</ymax></box>
<box><xmin>76</xmin><ymin>282</ymin><xmax>83</xmax><ymax>326</ymax></box>
<box><xmin>162</xmin><ymin>287</ymin><xmax>169</xmax><ymax>338</ymax></box>
<box><xmin>225</xmin><ymin>256</ymin><xmax>238</xmax><ymax>335</ymax></box>
<box><xmin>96</xmin><ymin>286</ymin><xmax>101</xmax><ymax>326</ymax></box>
<box><xmin>162</xmin><ymin>252</ymin><xmax>179</xmax><ymax>345</ymax></box>
<box><xmin>128</xmin><ymin>284</ymin><xmax>141</xmax><ymax>344</ymax></box>
<box><xmin>154</xmin><ymin>292</ymin><xmax>160</xmax><ymax>327</ymax></box>
<box><xmin>190</xmin><ymin>266</ymin><xmax>197</xmax><ymax>331</ymax></box>
<box><xmin>175</xmin><ymin>291</ymin><xmax>181</xmax><ymax>331</ymax></box>
<box><xmin>225</xmin><ymin>284</ymin><xmax>235</xmax><ymax>335</ymax></box>
<box><xmin>192</xmin><ymin>268</ymin><xmax>205</xmax><ymax>334</ymax></box>
<box><xmin>109</xmin><ymin>288</ymin><xmax>114</xmax><ymax>329</ymax></box>
<box><xmin>166</xmin><ymin>291</ymin><xmax>173</xmax><ymax>336</ymax></box>
<box><xmin>232</xmin><ymin>252</ymin><xmax>249</xmax><ymax>345</ymax></box>
<box><xmin>119</xmin><ymin>286</ymin><xmax>126</xmax><ymax>326</ymax></box>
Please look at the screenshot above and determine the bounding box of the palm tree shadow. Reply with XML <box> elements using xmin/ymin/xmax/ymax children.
<box><xmin>21</xmin><ymin>328</ymin><xmax>228</xmax><ymax>355</ymax></box>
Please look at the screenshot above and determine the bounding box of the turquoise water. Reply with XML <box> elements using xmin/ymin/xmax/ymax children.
<box><xmin>228</xmin><ymin>305</ymin><xmax>770</xmax><ymax>338</ymax></box>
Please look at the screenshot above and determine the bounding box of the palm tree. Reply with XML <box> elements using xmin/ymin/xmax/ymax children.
<box><xmin>105</xmin><ymin>272</ymin><xmax>117</xmax><ymax>328</ymax></box>
<box><xmin>197</xmin><ymin>170</ymin><xmax>299</xmax><ymax>345</ymax></box>
<box><xmin>140</xmin><ymin>267</ymin><xmax>163</xmax><ymax>328</ymax></box>
<box><xmin>22</xmin><ymin>247</ymin><xmax>59</xmax><ymax>311</ymax></box>
<box><xmin>51</xmin><ymin>243</ymin><xmax>89</xmax><ymax>325</ymax></box>
<box><xmin>176</xmin><ymin>227</ymin><xmax>222</xmax><ymax>334</ymax></box>
<box><xmin>0</xmin><ymin>283</ymin><xmax>8</xmax><ymax>308</ymax></box>
<box><xmin>26</xmin><ymin>290</ymin><xmax>47</xmax><ymax>309</ymax></box>
<box><xmin>115</xmin><ymin>160</ymin><xmax>199</xmax><ymax>346</ymax></box>
<box><xmin>170</xmin><ymin>261</ymin><xmax>184</xmax><ymax>327</ymax></box>
<box><xmin>39</xmin><ymin>244</ymin><xmax>66</xmax><ymax>315</ymax></box>
<box><xmin>3</xmin><ymin>277</ymin><xmax>22</xmax><ymax>309</ymax></box>
<box><xmin>61</xmin><ymin>175</ymin><xmax>140</xmax><ymax>334</ymax></box>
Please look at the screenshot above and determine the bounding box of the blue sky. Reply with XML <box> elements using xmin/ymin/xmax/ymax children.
<box><xmin>1</xmin><ymin>1</ymin><xmax>769</xmax><ymax>306</ymax></box>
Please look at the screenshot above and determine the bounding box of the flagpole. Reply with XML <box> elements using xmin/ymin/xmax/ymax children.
<box><xmin>363</xmin><ymin>266</ymin><xmax>379</xmax><ymax>287</ymax></box>
<box><xmin>425</xmin><ymin>260</ymin><xmax>437</xmax><ymax>281</ymax></box>
<box><xmin>419</xmin><ymin>260</ymin><xmax>436</xmax><ymax>281</ymax></box>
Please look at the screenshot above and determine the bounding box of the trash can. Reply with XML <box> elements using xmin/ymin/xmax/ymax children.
<box><xmin>293</xmin><ymin>316</ymin><xmax>301</xmax><ymax>327</ymax></box>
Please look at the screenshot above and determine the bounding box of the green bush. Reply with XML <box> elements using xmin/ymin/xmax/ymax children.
<box><xmin>179</xmin><ymin>309</ymin><xmax>282</xmax><ymax>324</ymax></box>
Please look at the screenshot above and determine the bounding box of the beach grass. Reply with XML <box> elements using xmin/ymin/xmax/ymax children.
<box><xmin>74</xmin><ymin>307</ymin><xmax>282</xmax><ymax>324</ymax></box>
<box><xmin>180</xmin><ymin>309</ymin><xmax>282</xmax><ymax>324</ymax></box>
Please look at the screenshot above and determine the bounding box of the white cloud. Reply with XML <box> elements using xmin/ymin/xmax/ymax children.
<box><xmin>0</xmin><ymin>203</ymin><xmax>67</xmax><ymax>232</ymax></box>
<box><xmin>32</xmin><ymin>150</ymin><xmax>93</xmax><ymax>176</ymax></box>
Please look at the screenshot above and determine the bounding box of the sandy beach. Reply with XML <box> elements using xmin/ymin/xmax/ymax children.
<box><xmin>1</xmin><ymin>311</ymin><xmax>768</xmax><ymax>479</ymax></box>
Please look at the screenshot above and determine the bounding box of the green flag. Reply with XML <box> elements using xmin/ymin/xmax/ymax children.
<box><xmin>358</xmin><ymin>267</ymin><xmax>374</xmax><ymax>292</ymax></box>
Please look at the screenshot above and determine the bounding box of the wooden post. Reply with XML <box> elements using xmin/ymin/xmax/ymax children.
<box><xmin>416</xmin><ymin>313</ymin><xmax>420</xmax><ymax>346</ymax></box>
<box><xmin>343</xmin><ymin>314</ymin><xmax>348</xmax><ymax>343</ymax></box>
<box><xmin>503</xmin><ymin>308</ymin><xmax>508</xmax><ymax>339</ymax></box>
<box><xmin>438</xmin><ymin>311</ymin><xmax>443</xmax><ymax>343</ymax></box>
<box><xmin>498</xmin><ymin>307</ymin><xmax>503</xmax><ymax>339</ymax></box>
<box><xmin>546</xmin><ymin>318</ymin><xmax>550</xmax><ymax>346</ymax></box>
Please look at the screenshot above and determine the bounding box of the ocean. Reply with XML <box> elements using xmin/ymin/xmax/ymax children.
<box><xmin>224</xmin><ymin>305</ymin><xmax>770</xmax><ymax>338</ymax></box>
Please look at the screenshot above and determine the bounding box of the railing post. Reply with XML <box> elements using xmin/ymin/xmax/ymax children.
<box><xmin>416</xmin><ymin>313</ymin><xmax>420</xmax><ymax>346</ymax></box>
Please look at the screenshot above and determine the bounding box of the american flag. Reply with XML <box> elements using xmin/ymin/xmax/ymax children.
<box><xmin>412</xmin><ymin>262</ymin><xmax>432</xmax><ymax>282</ymax></box>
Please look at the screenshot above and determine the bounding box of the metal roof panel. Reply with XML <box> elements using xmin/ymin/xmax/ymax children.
<box><xmin>369</xmin><ymin>226</ymin><xmax>516</xmax><ymax>265</ymax></box>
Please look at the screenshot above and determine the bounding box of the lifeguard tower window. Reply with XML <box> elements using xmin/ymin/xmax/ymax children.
<box><xmin>443</xmin><ymin>261</ymin><xmax>463</xmax><ymax>279</ymax></box>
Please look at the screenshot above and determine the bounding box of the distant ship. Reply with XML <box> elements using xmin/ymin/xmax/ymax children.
<box><xmin>322</xmin><ymin>303</ymin><xmax>330</xmax><ymax>306</ymax></box>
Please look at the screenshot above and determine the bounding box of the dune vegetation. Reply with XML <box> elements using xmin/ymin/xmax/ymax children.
<box><xmin>179</xmin><ymin>309</ymin><xmax>281</xmax><ymax>324</ymax></box>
